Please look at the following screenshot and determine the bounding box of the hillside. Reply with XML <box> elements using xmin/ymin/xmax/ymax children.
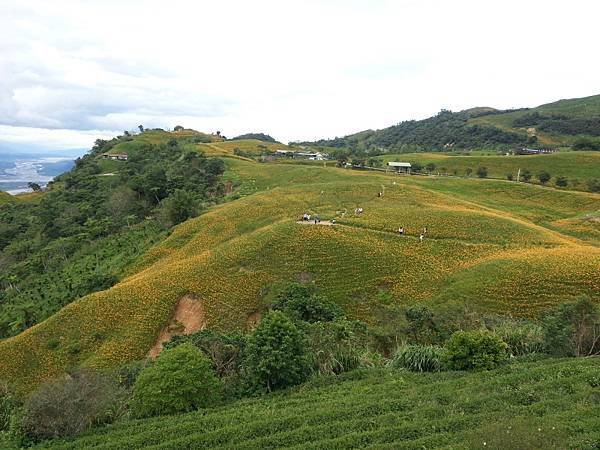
<box><xmin>470</xmin><ymin>94</ymin><xmax>600</xmax><ymax>147</ymax></box>
<box><xmin>0</xmin><ymin>131</ymin><xmax>226</xmax><ymax>339</ymax></box>
<box><xmin>306</xmin><ymin>94</ymin><xmax>600</xmax><ymax>152</ymax></box>
<box><xmin>0</xmin><ymin>149</ymin><xmax>598</xmax><ymax>392</ymax></box>
<box><xmin>39</xmin><ymin>357</ymin><xmax>600</xmax><ymax>449</ymax></box>
<box><xmin>380</xmin><ymin>151</ymin><xmax>600</xmax><ymax>189</ymax></box>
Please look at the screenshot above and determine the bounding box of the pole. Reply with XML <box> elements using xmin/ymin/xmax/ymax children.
<box><xmin>516</xmin><ymin>168</ymin><xmax>521</xmax><ymax>183</ymax></box>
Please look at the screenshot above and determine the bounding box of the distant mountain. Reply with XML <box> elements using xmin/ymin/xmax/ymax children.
<box><xmin>305</xmin><ymin>94</ymin><xmax>600</xmax><ymax>153</ymax></box>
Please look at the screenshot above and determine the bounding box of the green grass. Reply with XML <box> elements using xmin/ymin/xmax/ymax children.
<box><xmin>37</xmin><ymin>357</ymin><xmax>600</xmax><ymax>449</ymax></box>
<box><xmin>381</xmin><ymin>151</ymin><xmax>600</xmax><ymax>189</ymax></box>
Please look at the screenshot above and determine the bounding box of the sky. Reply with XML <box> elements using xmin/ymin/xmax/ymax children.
<box><xmin>1</xmin><ymin>0</ymin><xmax>599</xmax><ymax>152</ymax></box>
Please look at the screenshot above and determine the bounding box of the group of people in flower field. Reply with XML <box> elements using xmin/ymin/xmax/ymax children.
<box><xmin>300</xmin><ymin>208</ymin><xmax>428</xmax><ymax>242</ymax></box>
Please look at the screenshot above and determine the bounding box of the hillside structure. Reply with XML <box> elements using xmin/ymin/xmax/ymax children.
<box><xmin>100</xmin><ymin>152</ymin><xmax>129</xmax><ymax>161</ymax></box>
<box><xmin>387</xmin><ymin>161</ymin><xmax>412</xmax><ymax>173</ymax></box>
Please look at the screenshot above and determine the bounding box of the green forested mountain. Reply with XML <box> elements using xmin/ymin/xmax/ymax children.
<box><xmin>0</xmin><ymin>131</ymin><xmax>225</xmax><ymax>338</ymax></box>
<box><xmin>307</xmin><ymin>94</ymin><xmax>600</xmax><ymax>153</ymax></box>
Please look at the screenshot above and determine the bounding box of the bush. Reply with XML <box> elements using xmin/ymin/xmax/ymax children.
<box><xmin>555</xmin><ymin>176</ymin><xmax>568</xmax><ymax>187</ymax></box>
<box><xmin>492</xmin><ymin>321</ymin><xmax>545</xmax><ymax>356</ymax></box>
<box><xmin>506</xmin><ymin>173</ymin><xmax>513</xmax><ymax>181</ymax></box>
<box><xmin>405</xmin><ymin>305</ymin><xmax>440</xmax><ymax>345</ymax></box>
<box><xmin>538</xmin><ymin>171</ymin><xmax>551</xmax><ymax>184</ymax></box>
<box><xmin>390</xmin><ymin>345</ymin><xmax>445</xmax><ymax>372</ymax></box>
<box><xmin>245</xmin><ymin>311</ymin><xmax>311</xmax><ymax>391</ymax></box>
<box><xmin>444</xmin><ymin>330</ymin><xmax>509</xmax><ymax>370</ymax></box>
<box><xmin>521</xmin><ymin>169</ymin><xmax>532</xmax><ymax>182</ymax></box>
<box><xmin>165</xmin><ymin>330</ymin><xmax>247</xmax><ymax>378</ymax></box>
<box><xmin>21</xmin><ymin>370</ymin><xmax>124</xmax><ymax>440</ymax></box>
<box><xmin>587</xmin><ymin>178</ymin><xmax>600</xmax><ymax>193</ymax></box>
<box><xmin>304</xmin><ymin>320</ymin><xmax>368</xmax><ymax>375</ymax></box>
<box><xmin>476</xmin><ymin>166</ymin><xmax>488</xmax><ymax>178</ymax></box>
<box><xmin>0</xmin><ymin>382</ymin><xmax>17</xmax><ymax>433</ymax></box>
<box><xmin>270</xmin><ymin>283</ymin><xmax>343</xmax><ymax>323</ymax></box>
<box><xmin>541</xmin><ymin>296</ymin><xmax>600</xmax><ymax>357</ymax></box>
<box><xmin>131</xmin><ymin>344</ymin><xmax>222</xmax><ymax>418</ymax></box>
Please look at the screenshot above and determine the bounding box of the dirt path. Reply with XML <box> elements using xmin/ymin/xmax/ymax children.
<box><xmin>296</xmin><ymin>220</ymin><xmax>334</xmax><ymax>226</ymax></box>
<box><xmin>148</xmin><ymin>294</ymin><xmax>207</xmax><ymax>358</ymax></box>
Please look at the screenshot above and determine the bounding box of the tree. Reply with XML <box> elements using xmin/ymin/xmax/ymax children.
<box><xmin>538</xmin><ymin>171</ymin><xmax>551</xmax><ymax>184</ymax></box>
<box><xmin>587</xmin><ymin>178</ymin><xmax>600</xmax><ymax>193</ymax></box>
<box><xmin>245</xmin><ymin>311</ymin><xmax>310</xmax><ymax>391</ymax></box>
<box><xmin>411</xmin><ymin>162</ymin><xmax>423</xmax><ymax>172</ymax></box>
<box><xmin>161</xmin><ymin>189</ymin><xmax>196</xmax><ymax>226</ymax></box>
<box><xmin>131</xmin><ymin>344</ymin><xmax>222</xmax><ymax>418</ymax></box>
<box><xmin>521</xmin><ymin>169</ymin><xmax>532</xmax><ymax>182</ymax></box>
<box><xmin>476</xmin><ymin>166</ymin><xmax>488</xmax><ymax>178</ymax></box>
<box><xmin>405</xmin><ymin>305</ymin><xmax>438</xmax><ymax>344</ymax></box>
<box><xmin>555</xmin><ymin>176</ymin><xmax>568</xmax><ymax>187</ymax></box>
<box><xmin>27</xmin><ymin>182</ymin><xmax>41</xmax><ymax>192</ymax></box>
<box><xmin>138</xmin><ymin>125</ymin><xmax>144</xmax><ymax>133</ymax></box>
<box><xmin>271</xmin><ymin>284</ymin><xmax>343</xmax><ymax>323</ymax></box>
<box><xmin>541</xmin><ymin>296</ymin><xmax>600</xmax><ymax>357</ymax></box>
<box><xmin>173</xmin><ymin>125</ymin><xmax>184</xmax><ymax>132</ymax></box>
<box><xmin>443</xmin><ymin>330</ymin><xmax>508</xmax><ymax>370</ymax></box>
<box><xmin>21</xmin><ymin>370</ymin><xmax>124</xmax><ymax>440</ymax></box>
<box><xmin>465</xmin><ymin>167</ymin><xmax>473</xmax><ymax>177</ymax></box>
<box><xmin>425</xmin><ymin>162</ymin><xmax>436</xmax><ymax>173</ymax></box>
<box><xmin>506</xmin><ymin>173</ymin><xmax>513</xmax><ymax>181</ymax></box>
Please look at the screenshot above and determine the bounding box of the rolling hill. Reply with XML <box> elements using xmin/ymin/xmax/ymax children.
<box><xmin>306</xmin><ymin>94</ymin><xmax>600</xmax><ymax>152</ymax></box>
<box><xmin>0</xmin><ymin>135</ymin><xmax>598</xmax><ymax>392</ymax></box>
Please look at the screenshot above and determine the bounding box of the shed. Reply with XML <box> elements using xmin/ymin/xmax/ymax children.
<box><xmin>387</xmin><ymin>162</ymin><xmax>411</xmax><ymax>173</ymax></box>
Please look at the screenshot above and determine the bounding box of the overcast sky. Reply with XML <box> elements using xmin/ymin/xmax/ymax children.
<box><xmin>1</xmin><ymin>0</ymin><xmax>599</xmax><ymax>151</ymax></box>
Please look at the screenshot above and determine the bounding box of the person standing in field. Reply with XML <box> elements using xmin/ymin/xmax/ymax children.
<box><xmin>419</xmin><ymin>233</ymin><xmax>424</xmax><ymax>243</ymax></box>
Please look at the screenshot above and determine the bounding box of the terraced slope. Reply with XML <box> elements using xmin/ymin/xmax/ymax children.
<box><xmin>0</xmin><ymin>160</ymin><xmax>598</xmax><ymax>392</ymax></box>
<box><xmin>39</xmin><ymin>357</ymin><xmax>600</xmax><ymax>449</ymax></box>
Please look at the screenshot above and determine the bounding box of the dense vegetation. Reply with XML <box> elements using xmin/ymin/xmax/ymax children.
<box><xmin>0</xmin><ymin>133</ymin><xmax>225</xmax><ymax>338</ymax></box>
<box><xmin>230</xmin><ymin>133</ymin><xmax>279</xmax><ymax>143</ymax></box>
<box><xmin>307</xmin><ymin>110</ymin><xmax>528</xmax><ymax>154</ymax></box>
<box><xmin>513</xmin><ymin>112</ymin><xmax>600</xmax><ymax>137</ymax></box>
<box><xmin>304</xmin><ymin>94</ymin><xmax>600</xmax><ymax>157</ymax></box>
<box><xmin>1</xmin><ymin>283</ymin><xmax>599</xmax><ymax>448</ymax></box>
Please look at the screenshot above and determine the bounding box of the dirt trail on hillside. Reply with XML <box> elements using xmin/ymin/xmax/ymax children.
<box><xmin>148</xmin><ymin>294</ymin><xmax>207</xmax><ymax>358</ymax></box>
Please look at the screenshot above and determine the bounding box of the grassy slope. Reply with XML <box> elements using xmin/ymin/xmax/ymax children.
<box><xmin>0</xmin><ymin>159</ymin><xmax>598</xmax><ymax>392</ymax></box>
<box><xmin>382</xmin><ymin>151</ymin><xmax>600</xmax><ymax>185</ymax></box>
<box><xmin>470</xmin><ymin>94</ymin><xmax>600</xmax><ymax>146</ymax></box>
<box><xmin>40</xmin><ymin>357</ymin><xmax>600</xmax><ymax>450</ymax></box>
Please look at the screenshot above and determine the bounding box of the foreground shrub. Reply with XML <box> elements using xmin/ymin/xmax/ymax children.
<box><xmin>390</xmin><ymin>345</ymin><xmax>445</xmax><ymax>372</ymax></box>
<box><xmin>21</xmin><ymin>370</ymin><xmax>124</xmax><ymax>440</ymax></box>
<box><xmin>245</xmin><ymin>311</ymin><xmax>310</xmax><ymax>391</ymax></box>
<box><xmin>131</xmin><ymin>344</ymin><xmax>222</xmax><ymax>418</ymax></box>
<box><xmin>542</xmin><ymin>296</ymin><xmax>600</xmax><ymax>356</ymax></box>
<box><xmin>492</xmin><ymin>321</ymin><xmax>545</xmax><ymax>356</ymax></box>
<box><xmin>165</xmin><ymin>330</ymin><xmax>247</xmax><ymax>378</ymax></box>
<box><xmin>444</xmin><ymin>330</ymin><xmax>509</xmax><ymax>370</ymax></box>
<box><xmin>304</xmin><ymin>320</ymin><xmax>368</xmax><ymax>375</ymax></box>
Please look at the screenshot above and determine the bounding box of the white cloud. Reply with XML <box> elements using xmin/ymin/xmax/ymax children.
<box><xmin>0</xmin><ymin>0</ymin><xmax>599</xmax><ymax>149</ymax></box>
